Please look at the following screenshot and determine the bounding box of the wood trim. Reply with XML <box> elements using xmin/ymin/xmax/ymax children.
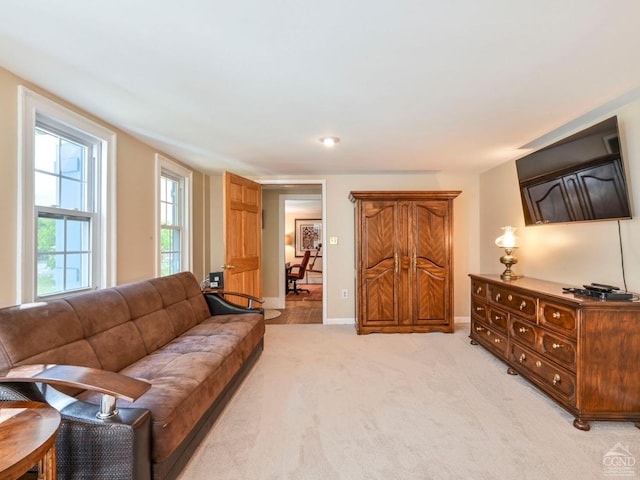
<box><xmin>0</xmin><ymin>364</ymin><xmax>151</xmax><ymax>402</ymax></box>
<box><xmin>349</xmin><ymin>190</ymin><xmax>461</xmax><ymax>202</ymax></box>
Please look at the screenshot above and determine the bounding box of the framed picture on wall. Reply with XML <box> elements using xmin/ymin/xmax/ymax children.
<box><xmin>295</xmin><ymin>219</ymin><xmax>322</xmax><ymax>257</ymax></box>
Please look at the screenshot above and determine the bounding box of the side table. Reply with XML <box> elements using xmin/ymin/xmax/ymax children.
<box><xmin>0</xmin><ymin>401</ymin><xmax>61</xmax><ymax>480</ymax></box>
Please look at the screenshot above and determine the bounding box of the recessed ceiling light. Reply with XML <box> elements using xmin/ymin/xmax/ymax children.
<box><xmin>319</xmin><ymin>137</ymin><xmax>340</xmax><ymax>147</ymax></box>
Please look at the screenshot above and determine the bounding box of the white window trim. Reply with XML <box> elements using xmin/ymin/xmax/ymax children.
<box><xmin>17</xmin><ymin>86</ymin><xmax>117</xmax><ymax>303</ymax></box>
<box><xmin>155</xmin><ymin>154</ymin><xmax>192</xmax><ymax>276</ymax></box>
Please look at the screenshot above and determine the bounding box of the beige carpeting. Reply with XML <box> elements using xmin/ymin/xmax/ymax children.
<box><xmin>178</xmin><ymin>323</ymin><xmax>638</xmax><ymax>480</ymax></box>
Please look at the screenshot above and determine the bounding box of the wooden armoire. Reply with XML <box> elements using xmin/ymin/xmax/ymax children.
<box><xmin>349</xmin><ymin>191</ymin><xmax>460</xmax><ymax>334</ymax></box>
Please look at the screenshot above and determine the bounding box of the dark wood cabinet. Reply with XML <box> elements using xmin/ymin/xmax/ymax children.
<box><xmin>520</xmin><ymin>156</ymin><xmax>631</xmax><ymax>225</ymax></box>
<box><xmin>350</xmin><ymin>191</ymin><xmax>460</xmax><ymax>334</ymax></box>
<box><xmin>469</xmin><ymin>274</ymin><xmax>640</xmax><ymax>430</ymax></box>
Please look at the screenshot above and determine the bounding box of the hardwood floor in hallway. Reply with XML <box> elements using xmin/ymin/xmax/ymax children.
<box><xmin>265</xmin><ymin>299</ymin><xmax>322</xmax><ymax>324</ymax></box>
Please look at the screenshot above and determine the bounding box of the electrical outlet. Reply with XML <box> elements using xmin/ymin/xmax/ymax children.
<box><xmin>341</xmin><ymin>289</ymin><xmax>348</xmax><ymax>299</ymax></box>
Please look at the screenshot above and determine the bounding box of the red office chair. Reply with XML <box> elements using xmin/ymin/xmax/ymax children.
<box><xmin>286</xmin><ymin>250</ymin><xmax>311</xmax><ymax>295</ymax></box>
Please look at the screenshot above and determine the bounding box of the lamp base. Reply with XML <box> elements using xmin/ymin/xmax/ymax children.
<box><xmin>500</xmin><ymin>270</ymin><xmax>523</xmax><ymax>281</ymax></box>
<box><xmin>499</xmin><ymin>250</ymin><xmax>521</xmax><ymax>281</ymax></box>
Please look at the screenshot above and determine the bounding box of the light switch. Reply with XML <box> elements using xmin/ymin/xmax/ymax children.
<box><xmin>329</xmin><ymin>236</ymin><xmax>338</xmax><ymax>245</ymax></box>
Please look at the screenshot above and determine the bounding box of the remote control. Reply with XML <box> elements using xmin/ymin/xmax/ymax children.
<box><xmin>590</xmin><ymin>282</ymin><xmax>620</xmax><ymax>291</ymax></box>
<box><xmin>584</xmin><ymin>285</ymin><xmax>613</xmax><ymax>293</ymax></box>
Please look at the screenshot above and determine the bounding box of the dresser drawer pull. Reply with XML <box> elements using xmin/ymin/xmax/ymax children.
<box><xmin>552</xmin><ymin>311</ymin><xmax>561</xmax><ymax>319</ymax></box>
<box><xmin>475</xmin><ymin>326</ymin><xmax>484</xmax><ymax>332</ymax></box>
<box><xmin>535</xmin><ymin>361</ymin><xmax>542</xmax><ymax>368</ymax></box>
<box><xmin>494</xmin><ymin>338</ymin><xmax>502</xmax><ymax>344</ymax></box>
<box><xmin>518</xmin><ymin>327</ymin><xmax>528</xmax><ymax>333</ymax></box>
<box><xmin>507</xmin><ymin>294</ymin><xmax>513</xmax><ymax>301</ymax></box>
<box><xmin>475</xmin><ymin>306</ymin><xmax>484</xmax><ymax>312</ymax></box>
<box><xmin>495</xmin><ymin>293</ymin><xmax>501</xmax><ymax>301</ymax></box>
<box><xmin>553</xmin><ymin>374</ymin><xmax>561</xmax><ymax>385</ymax></box>
<box><xmin>552</xmin><ymin>343</ymin><xmax>564</xmax><ymax>349</ymax></box>
<box><xmin>494</xmin><ymin>315</ymin><xmax>503</xmax><ymax>321</ymax></box>
<box><xmin>519</xmin><ymin>353</ymin><xmax>526</xmax><ymax>363</ymax></box>
<box><xmin>476</xmin><ymin>286</ymin><xmax>482</xmax><ymax>294</ymax></box>
<box><xmin>519</xmin><ymin>301</ymin><xmax>527</xmax><ymax>311</ymax></box>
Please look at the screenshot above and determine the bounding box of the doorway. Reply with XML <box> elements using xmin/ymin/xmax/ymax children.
<box><xmin>260</xmin><ymin>181</ymin><xmax>326</xmax><ymax>324</ymax></box>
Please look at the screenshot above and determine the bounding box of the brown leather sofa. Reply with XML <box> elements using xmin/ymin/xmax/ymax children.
<box><xmin>0</xmin><ymin>272</ymin><xmax>265</xmax><ymax>480</ymax></box>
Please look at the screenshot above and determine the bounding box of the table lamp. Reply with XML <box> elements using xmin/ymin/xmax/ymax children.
<box><xmin>495</xmin><ymin>226</ymin><xmax>521</xmax><ymax>280</ymax></box>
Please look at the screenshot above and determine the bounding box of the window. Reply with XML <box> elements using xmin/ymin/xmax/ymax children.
<box><xmin>19</xmin><ymin>87</ymin><xmax>116</xmax><ymax>302</ymax></box>
<box><xmin>156</xmin><ymin>155</ymin><xmax>191</xmax><ymax>276</ymax></box>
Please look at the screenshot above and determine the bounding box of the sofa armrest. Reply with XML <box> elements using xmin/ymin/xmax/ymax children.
<box><xmin>203</xmin><ymin>291</ymin><xmax>265</xmax><ymax>315</ymax></box>
<box><xmin>48</xmin><ymin>392</ymin><xmax>151</xmax><ymax>480</ymax></box>
<box><xmin>1</xmin><ymin>365</ymin><xmax>153</xmax><ymax>479</ymax></box>
<box><xmin>0</xmin><ymin>364</ymin><xmax>151</xmax><ymax>419</ymax></box>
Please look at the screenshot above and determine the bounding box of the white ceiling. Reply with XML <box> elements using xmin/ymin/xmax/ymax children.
<box><xmin>3</xmin><ymin>1</ymin><xmax>640</xmax><ymax>176</ymax></box>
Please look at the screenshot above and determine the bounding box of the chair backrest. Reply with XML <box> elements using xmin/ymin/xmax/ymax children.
<box><xmin>290</xmin><ymin>250</ymin><xmax>311</xmax><ymax>280</ymax></box>
<box><xmin>308</xmin><ymin>243</ymin><xmax>322</xmax><ymax>271</ymax></box>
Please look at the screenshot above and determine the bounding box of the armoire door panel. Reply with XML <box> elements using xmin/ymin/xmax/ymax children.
<box><xmin>414</xmin><ymin>270</ymin><xmax>447</xmax><ymax>324</ymax></box>
<box><xmin>414</xmin><ymin>201</ymin><xmax>448</xmax><ymax>268</ymax></box>
<box><xmin>363</xmin><ymin>202</ymin><xmax>396</xmax><ymax>269</ymax></box>
<box><xmin>362</xmin><ymin>269</ymin><xmax>397</xmax><ymax>325</ymax></box>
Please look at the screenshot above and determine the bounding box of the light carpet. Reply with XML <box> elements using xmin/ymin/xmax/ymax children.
<box><xmin>178</xmin><ymin>324</ymin><xmax>638</xmax><ymax>480</ymax></box>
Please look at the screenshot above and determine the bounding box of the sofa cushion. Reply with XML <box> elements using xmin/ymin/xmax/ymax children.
<box><xmin>65</xmin><ymin>289</ymin><xmax>148</xmax><ymax>372</ymax></box>
<box><xmin>79</xmin><ymin>311</ymin><xmax>265</xmax><ymax>463</ymax></box>
<box><xmin>0</xmin><ymin>301</ymin><xmax>101</xmax><ymax>372</ymax></box>
<box><xmin>149</xmin><ymin>273</ymin><xmax>210</xmax><ymax>335</ymax></box>
<box><xmin>65</xmin><ymin>289</ymin><xmax>131</xmax><ymax>337</ymax></box>
<box><xmin>134</xmin><ymin>310</ymin><xmax>177</xmax><ymax>354</ymax></box>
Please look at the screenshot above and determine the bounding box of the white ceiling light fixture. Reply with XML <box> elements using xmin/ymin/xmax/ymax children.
<box><xmin>319</xmin><ymin>137</ymin><xmax>340</xmax><ymax>147</ymax></box>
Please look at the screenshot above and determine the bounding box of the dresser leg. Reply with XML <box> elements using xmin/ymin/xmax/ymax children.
<box><xmin>635</xmin><ymin>422</ymin><xmax>640</xmax><ymax>429</ymax></box>
<box><xmin>470</xmin><ymin>339</ymin><xmax>478</xmax><ymax>345</ymax></box>
<box><xmin>573</xmin><ymin>418</ymin><xmax>591</xmax><ymax>431</ymax></box>
<box><xmin>507</xmin><ymin>367</ymin><xmax>518</xmax><ymax>375</ymax></box>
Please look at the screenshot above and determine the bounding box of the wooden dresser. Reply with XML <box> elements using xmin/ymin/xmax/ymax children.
<box><xmin>350</xmin><ymin>191</ymin><xmax>460</xmax><ymax>334</ymax></box>
<box><xmin>469</xmin><ymin>274</ymin><xmax>640</xmax><ymax>430</ymax></box>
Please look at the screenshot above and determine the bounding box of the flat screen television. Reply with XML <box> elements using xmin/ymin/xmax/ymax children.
<box><xmin>516</xmin><ymin>116</ymin><xmax>632</xmax><ymax>226</ymax></box>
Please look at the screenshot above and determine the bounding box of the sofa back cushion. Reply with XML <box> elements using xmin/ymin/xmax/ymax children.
<box><xmin>0</xmin><ymin>272</ymin><xmax>210</xmax><ymax>374</ymax></box>
<box><xmin>0</xmin><ymin>301</ymin><xmax>101</xmax><ymax>372</ymax></box>
<box><xmin>149</xmin><ymin>273</ymin><xmax>210</xmax><ymax>335</ymax></box>
<box><xmin>65</xmin><ymin>289</ymin><xmax>147</xmax><ymax>372</ymax></box>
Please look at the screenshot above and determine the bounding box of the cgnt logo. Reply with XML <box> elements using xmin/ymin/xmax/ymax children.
<box><xmin>603</xmin><ymin>443</ymin><xmax>636</xmax><ymax>477</ymax></box>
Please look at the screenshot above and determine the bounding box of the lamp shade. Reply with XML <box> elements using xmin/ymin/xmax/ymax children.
<box><xmin>495</xmin><ymin>226</ymin><xmax>520</xmax><ymax>249</ymax></box>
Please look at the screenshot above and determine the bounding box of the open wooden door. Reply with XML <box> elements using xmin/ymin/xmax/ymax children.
<box><xmin>223</xmin><ymin>172</ymin><xmax>262</xmax><ymax>298</ymax></box>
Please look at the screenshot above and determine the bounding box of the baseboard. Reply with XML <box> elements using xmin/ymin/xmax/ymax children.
<box><xmin>326</xmin><ymin>317</ymin><xmax>467</xmax><ymax>326</ymax></box>
<box><xmin>325</xmin><ymin>317</ymin><xmax>355</xmax><ymax>325</ymax></box>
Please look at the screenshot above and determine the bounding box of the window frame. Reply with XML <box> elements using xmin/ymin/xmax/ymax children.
<box><xmin>18</xmin><ymin>86</ymin><xmax>117</xmax><ymax>303</ymax></box>
<box><xmin>155</xmin><ymin>154</ymin><xmax>192</xmax><ymax>277</ymax></box>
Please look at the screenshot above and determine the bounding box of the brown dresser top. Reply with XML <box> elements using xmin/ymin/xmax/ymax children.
<box><xmin>469</xmin><ymin>274</ymin><xmax>640</xmax><ymax>307</ymax></box>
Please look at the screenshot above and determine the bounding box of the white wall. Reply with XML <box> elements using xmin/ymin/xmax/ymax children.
<box><xmin>479</xmin><ymin>99</ymin><xmax>640</xmax><ymax>292</ymax></box>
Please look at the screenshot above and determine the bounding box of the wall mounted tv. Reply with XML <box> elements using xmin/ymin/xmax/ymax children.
<box><xmin>516</xmin><ymin>116</ymin><xmax>632</xmax><ymax>226</ymax></box>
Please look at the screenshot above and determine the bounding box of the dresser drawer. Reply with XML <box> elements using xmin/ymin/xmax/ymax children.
<box><xmin>540</xmin><ymin>331</ymin><xmax>576</xmax><ymax>371</ymax></box>
<box><xmin>472</xmin><ymin>279</ymin><xmax>488</xmax><ymax>298</ymax></box>
<box><xmin>510</xmin><ymin>317</ymin><xmax>537</xmax><ymax>348</ymax></box>
<box><xmin>471</xmin><ymin>319</ymin><xmax>508</xmax><ymax>358</ymax></box>
<box><xmin>511</xmin><ymin>343</ymin><xmax>576</xmax><ymax>402</ymax></box>
<box><xmin>488</xmin><ymin>285</ymin><xmax>536</xmax><ymax>318</ymax></box>
<box><xmin>511</xmin><ymin>318</ymin><xmax>577</xmax><ymax>372</ymax></box>
<box><xmin>471</xmin><ymin>299</ymin><xmax>488</xmax><ymax>321</ymax></box>
<box><xmin>539</xmin><ymin>301</ymin><xmax>577</xmax><ymax>338</ymax></box>
<box><xmin>487</xmin><ymin>306</ymin><xmax>508</xmax><ymax>334</ymax></box>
